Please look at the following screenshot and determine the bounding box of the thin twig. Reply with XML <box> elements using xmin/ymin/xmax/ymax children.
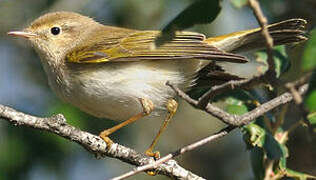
<box><xmin>285</xmin><ymin>73</ymin><xmax>313</xmax><ymax>132</ymax></box>
<box><xmin>248</xmin><ymin>0</ymin><xmax>276</xmax><ymax>82</ymax></box>
<box><xmin>284</xmin><ymin>73</ymin><xmax>311</xmax><ymax>104</ymax></box>
<box><xmin>287</xmin><ymin>120</ymin><xmax>303</xmax><ymax>134</ymax></box>
<box><xmin>286</xmin><ymin>85</ymin><xmax>303</xmax><ymax>104</ymax></box>
<box><xmin>197</xmin><ymin>77</ymin><xmax>262</xmax><ymax>109</ymax></box>
<box><xmin>110</xmin><ymin>126</ymin><xmax>235</xmax><ymax>180</ymax></box>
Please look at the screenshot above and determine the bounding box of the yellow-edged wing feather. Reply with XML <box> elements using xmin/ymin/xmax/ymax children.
<box><xmin>66</xmin><ymin>29</ymin><xmax>248</xmax><ymax>64</ymax></box>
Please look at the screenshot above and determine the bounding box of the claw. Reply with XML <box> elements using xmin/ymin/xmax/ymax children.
<box><xmin>99</xmin><ymin>131</ymin><xmax>114</xmax><ymax>149</ymax></box>
<box><xmin>145</xmin><ymin>149</ymin><xmax>160</xmax><ymax>160</ymax></box>
<box><xmin>145</xmin><ymin>149</ymin><xmax>160</xmax><ymax>176</ymax></box>
<box><xmin>146</xmin><ymin>170</ymin><xmax>158</xmax><ymax>176</ymax></box>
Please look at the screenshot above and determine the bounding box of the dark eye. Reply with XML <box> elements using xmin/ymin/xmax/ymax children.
<box><xmin>51</xmin><ymin>27</ymin><xmax>61</xmax><ymax>35</ymax></box>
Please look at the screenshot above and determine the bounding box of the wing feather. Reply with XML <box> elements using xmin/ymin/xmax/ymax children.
<box><xmin>66</xmin><ymin>30</ymin><xmax>248</xmax><ymax>63</ymax></box>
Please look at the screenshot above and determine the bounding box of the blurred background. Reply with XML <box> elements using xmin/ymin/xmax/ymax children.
<box><xmin>0</xmin><ymin>0</ymin><xmax>315</xmax><ymax>179</ymax></box>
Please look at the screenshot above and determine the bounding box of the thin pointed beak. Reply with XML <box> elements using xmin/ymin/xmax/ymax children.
<box><xmin>7</xmin><ymin>31</ymin><xmax>37</xmax><ymax>39</ymax></box>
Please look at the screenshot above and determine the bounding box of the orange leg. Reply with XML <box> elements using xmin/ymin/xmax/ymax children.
<box><xmin>99</xmin><ymin>98</ymin><xmax>154</xmax><ymax>147</ymax></box>
<box><xmin>145</xmin><ymin>99</ymin><xmax>178</xmax><ymax>159</ymax></box>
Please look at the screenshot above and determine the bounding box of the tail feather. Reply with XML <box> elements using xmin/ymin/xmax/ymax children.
<box><xmin>205</xmin><ymin>18</ymin><xmax>307</xmax><ymax>53</ymax></box>
<box><xmin>267</xmin><ymin>18</ymin><xmax>306</xmax><ymax>32</ymax></box>
<box><xmin>193</xmin><ymin>19</ymin><xmax>308</xmax><ymax>89</ymax></box>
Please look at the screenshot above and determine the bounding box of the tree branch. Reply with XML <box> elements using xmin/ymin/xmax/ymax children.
<box><xmin>0</xmin><ymin>105</ymin><xmax>203</xmax><ymax>180</ymax></box>
<box><xmin>167</xmin><ymin>82</ymin><xmax>308</xmax><ymax>127</ymax></box>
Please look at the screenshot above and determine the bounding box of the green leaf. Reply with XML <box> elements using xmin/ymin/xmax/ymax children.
<box><xmin>242</xmin><ymin>124</ymin><xmax>283</xmax><ymax>160</ymax></box>
<box><xmin>307</xmin><ymin>112</ymin><xmax>316</xmax><ymax>132</ymax></box>
<box><xmin>278</xmin><ymin>143</ymin><xmax>289</xmax><ymax>170</ymax></box>
<box><xmin>242</xmin><ymin>124</ymin><xmax>266</xmax><ymax>149</ymax></box>
<box><xmin>230</xmin><ymin>0</ymin><xmax>247</xmax><ymax>8</ymax></box>
<box><xmin>307</xmin><ymin>112</ymin><xmax>316</xmax><ymax>125</ymax></box>
<box><xmin>226</xmin><ymin>104</ymin><xmax>248</xmax><ymax>115</ymax></box>
<box><xmin>302</xmin><ymin>29</ymin><xmax>316</xmax><ymax>71</ymax></box>
<box><xmin>273</xmin><ymin>46</ymin><xmax>290</xmax><ymax>77</ymax></box>
<box><xmin>285</xmin><ymin>168</ymin><xmax>316</xmax><ymax>180</ymax></box>
<box><xmin>225</xmin><ymin>97</ymin><xmax>249</xmax><ymax>115</ymax></box>
<box><xmin>304</xmin><ymin>70</ymin><xmax>316</xmax><ymax>112</ymax></box>
<box><xmin>255</xmin><ymin>46</ymin><xmax>290</xmax><ymax>77</ymax></box>
<box><xmin>155</xmin><ymin>0</ymin><xmax>222</xmax><ymax>46</ymax></box>
<box><xmin>306</xmin><ymin>91</ymin><xmax>316</xmax><ymax>111</ymax></box>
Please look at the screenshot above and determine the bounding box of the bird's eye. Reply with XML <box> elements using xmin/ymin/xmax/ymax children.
<box><xmin>50</xmin><ymin>27</ymin><xmax>61</xmax><ymax>35</ymax></box>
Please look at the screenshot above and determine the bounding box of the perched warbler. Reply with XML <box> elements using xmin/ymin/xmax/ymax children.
<box><xmin>8</xmin><ymin>12</ymin><xmax>307</xmax><ymax>158</ymax></box>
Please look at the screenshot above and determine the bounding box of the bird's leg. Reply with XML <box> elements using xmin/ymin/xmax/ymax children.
<box><xmin>145</xmin><ymin>99</ymin><xmax>178</xmax><ymax>159</ymax></box>
<box><xmin>99</xmin><ymin>98</ymin><xmax>154</xmax><ymax>148</ymax></box>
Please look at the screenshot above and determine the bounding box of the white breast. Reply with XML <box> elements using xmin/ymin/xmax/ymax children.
<box><xmin>47</xmin><ymin>60</ymin><xmax>206</xmax><ymax>121</ymax></box>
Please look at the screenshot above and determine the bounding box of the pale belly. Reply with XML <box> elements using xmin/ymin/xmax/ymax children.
<box><xmin>49</xmin><ymin>60</ymin><xmax>206</xmax><ymax>121</ymax></box>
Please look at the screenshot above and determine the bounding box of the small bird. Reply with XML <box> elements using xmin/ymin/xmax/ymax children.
<box><xmin>8</xmin><ymin>12</ymin><xmax>307</xmax><ymax>158</ymax></box>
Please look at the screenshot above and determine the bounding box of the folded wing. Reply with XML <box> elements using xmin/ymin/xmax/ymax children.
<box><xmin>66</xmin><ymin>30</ymin><xmax>248</xmax><ymax>64</ymax></box>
